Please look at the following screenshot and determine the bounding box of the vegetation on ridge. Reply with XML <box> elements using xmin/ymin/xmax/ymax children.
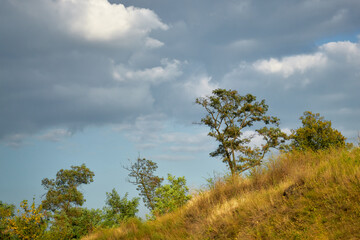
<box><xmin>83</xmin><ymin>147</ymin><xmax>360</xmax><ymax>239</ymax></box>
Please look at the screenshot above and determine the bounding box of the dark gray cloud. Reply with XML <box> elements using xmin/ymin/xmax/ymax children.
<box><xmin>1</xmin><ymin>0</ymin><xmax>359</xmax><ymax>145</ymax></box>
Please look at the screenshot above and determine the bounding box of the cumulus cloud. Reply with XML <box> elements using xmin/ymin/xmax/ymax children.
<box><xmin>59</xmin><ymin>0</ymin><xmax>167</xmax><ymax>42</ymax></box>
<box><xmin>225</xmin><ymin>40</ymin><xmax>360</xmax><ymax>89</ymax></box>
<box><xmin>253</xmin><ymin>53</ymin><xmax>327</xmax><ymax>78</ymax></box>
<box><xmin>222</xmin><ymin>39</ymin><xmax>360</xmax><ymax>138</ymax></box>
<box><xmin>320</xmin><ymin>41</ymin><xmax>360</xmax><ymax>64</ymax></box>
<box><xmin>10</xmin><ymin>0</ymin><xmax>168</xmax><ymax>47</ymax></box>
<box><xmin>182</xmin><ymin>75</ymin><xmax>219</xmax><ymax>98</ymax></box>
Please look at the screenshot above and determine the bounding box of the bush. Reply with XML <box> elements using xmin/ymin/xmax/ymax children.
<box><xmin>290</xmin><ymin>111</ymin><xmax>346</xmax><ymax>151</ymax></box>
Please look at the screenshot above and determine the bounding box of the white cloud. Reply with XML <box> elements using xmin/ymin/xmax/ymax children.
<box><xmin>320</xmin><ymin>41</ymin><xmax>360</xmax><ymax>63</ymax></box>
<box><xmin>12</xmin><ymin>0</ymin><xmax>168</xmax><ymax>47</ymax></box>
<box><xmin>253</xmin><ymin>53</ymin><xmax>327</xmax><ymax>78</ymax></box>
<box><xmin>113</xmin><ymin>59</ymin><xmax>183</xmax><ymax>84</ymax></box>
<box><xmin>183</xmin><ymin>75</ymin><xmax>219</xmax><ymax>98</ymax></box>
<box><xmin>145</xmin><ymin>37</ymin><xmax>165</xmax><ymax>48</ymax></box>
<box><xmin>224</xmin><ymin>39</ymin><xmax>360</xmax><ymax>91</ymax></box>
<box><xmin>58</xmin><ymin>0</ymin><xmax>168</xmax><ymax>43</ymax></box>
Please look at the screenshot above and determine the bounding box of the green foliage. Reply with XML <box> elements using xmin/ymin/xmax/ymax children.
<box><xmin>41</xmin><ymin>164</ymin><xmax>95</xmax><ymax>239</ymax></box>
<box><xmin>125</xmin><ymin>158</ymin><xmax>163</xmax><ymax>211</ymax></box>
<box><xmin>196</xmin><ymin>88</ymin><xmax>287</xmax><ymax>175</ymax></box>
<box><xmin>72</xmin><ymin>208</ymin><xmax>103</xmax><ymax>238</ymax></box>
<box><xmin>0</xmin><ymin>201</ymin><xmax>15</xmax><ymax>240</ymax></box>
<box><xmin>5</xmin><ymin>199</ymin><xmax>47</xmax><ymax>240</ymax></box>
<box><xmin>290</xmin><ymin>111</ymin><xmax>346</xmax><ymax>151</ymax></box>
<box><xmin>45</xmin><ymin>207</ymin><xmax>103</xmax><ymax>240</ymax></box>
<box><xmin>153</xmin><ymin>174</ymin><xmax>191</xmax><ymax>216</ymax></box>
<box><xmin>41</xmin><ymin>164</ymin><xmax>95</xmax><ymax>213</ymax></box>
<box><xmin>102</xmin><ymin>189</ymin><xmax>139</xmax><ymax>227</ymax></box>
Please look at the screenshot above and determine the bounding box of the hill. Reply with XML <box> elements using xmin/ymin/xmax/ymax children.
<box><xmin>83</xmin><ymin>147</ymin><xmax>360</xmax><ymax>239</ymax></box>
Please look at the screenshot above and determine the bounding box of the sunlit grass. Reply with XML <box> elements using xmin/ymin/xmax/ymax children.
<box><xmin>83</xmin><ymin>147</ymin><xmax>360</xmax><ymax>239</ymax></box>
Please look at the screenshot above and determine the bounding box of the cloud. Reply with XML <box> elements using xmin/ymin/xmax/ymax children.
<box><xmin>222</xmin><ymin>39</ymin><xmax>360</xmax><ymax>138</ymax></box>
<box><xmin>60</xmin><ymin>0</ymin><xmax>167</xmax><ymax>42</ymax></box>
<box><xmin>38</xmin><ymin>129</ymin><xmax>72</xmax><ymax>142</ymax></box>
<box><xmin>320</xmin><ymin>40</ymin><xmax>360</xmax><ymax>64</ymax></box>
<box><xmin>253</xmin><ymin>53</ymin><xmax>327</xmax><ymax>78</ymax></box>
<box><xmin>182</xmin><ymin>75</ymin><xmax>219</xmax><ymax>98</ymax></box>
<box><xmin>1</xmin><ymin>134</ymin><xmax>28</xmax><ymax>148</ymax></box>
<box><xmin>225</xmin><ymin>39</ymin><xmax>360</xmax><ymax>88</ymax></box>
<box><xmin>8</xmin><ymin>0</ymin><xmax>167</xmax><ymax>49</ymax></box>
<box><xmin>1</xmin><ymin>0</ymin><xmax>360</xmax><ymax>146</ymax></box>
<box><xmin>113</xmin><ymin>59</ymin><xmax>183</xmax><ymax>83</ymax></box>
<box><xmin>113</xmin><ymin>114</ymin><xmax>214</xmax><ymax>157</ymax></box>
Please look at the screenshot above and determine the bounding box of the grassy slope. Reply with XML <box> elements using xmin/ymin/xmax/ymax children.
<box><xmin>84</xmin><ymin>148</ymin><xmax>360</xmax><ymax>240</ymax></box>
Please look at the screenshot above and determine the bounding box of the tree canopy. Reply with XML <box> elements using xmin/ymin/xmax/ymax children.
<box><xmin>290</xmin><ymin>111</ymin><xmax>346</xmax><ymax>151</ymax></box>
<box><xmin>41</xmin><ymin>164</ymin><xmax>95</xmax><ymax>213</ymax></box>
<box><xmin>102</xmin><ymin>189</ymin><xmax>139</xmax><ymax>227</ymax></box>
<box><xmin>125</xmin><ymin>158</ymin><xmax>163</xmax><ymax>211</ymax></box>
<box><xmin>153</xmin><ymin>174</ymin><xmax>191</xmax><ymax>216</ymax></box>
<box><xmin>41</xmin><ymin>164</ymin><xmax>95</xmax><ymax>239</ymax></box>
<box><xmin>196</xmin><ymin>88</ymin><xmax>286</xmax><ymax>175</ymax></box>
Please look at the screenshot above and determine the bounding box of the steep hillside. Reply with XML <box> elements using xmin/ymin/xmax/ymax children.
<box><xmin>84</xmin><ymin>148</ymin><xmax>360</xmax><ymax>239</ymax></box>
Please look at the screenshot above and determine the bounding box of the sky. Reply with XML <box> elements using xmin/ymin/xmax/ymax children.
<box><xmin>1</xmin><ymin>0</ymin><xmax>360</xmax><ymax>216</ymax></box>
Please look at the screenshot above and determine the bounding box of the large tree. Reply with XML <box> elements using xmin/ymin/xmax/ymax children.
<box><xmin>41</xmin><ymin>164</ymin><xmax>94</xmax><ymax>214</ymax></box>
<box><xmin>41</xmin><ymin>164</ymin><xmax>94</xmax><ymax>239</ymax></box>
<box><xmin>290</xmin><ymin>111</ymin><xmax>346</xmax><ymax>151</ymax></box>
<box><xmin>196</xmin><ymin>88</ymin><xmax>286</xmax><ymax>175</ymax></box>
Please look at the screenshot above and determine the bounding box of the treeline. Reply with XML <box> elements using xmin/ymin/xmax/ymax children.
<box><xmin>0</xmin><ymin>158</ymin><xmax>191</xmax><ymax>239</ymax></box>
<box><xmin>0</xmin><ymin>88</ymin><xmax>351</xmax><ymax>240</ymax></box>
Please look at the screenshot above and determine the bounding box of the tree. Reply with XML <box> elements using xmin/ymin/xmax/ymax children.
<box><xmin>71</xmin><ymin>208</ymin><xmax>103</xmax><ymax>238</ymax></box>
<box><xmin>102</xmin><ymin>189</ymin><xmax>139</xmax><ymax>227</ymax></box>
<box><xmin>153</xmin><ymin>174</ymin><xmax>191</xmax><ymax>216</ymax></box>
<box><xmin>125</xmin><ymin>158</ymin><xmax>163</xmax><ymax>211</ymax></box>
<box><xmin>41</xmin><ymin>164</ymin><xmax>94</xmax><ymax>239</ymax></box>
<box><xmin>196</xmin><ymin>88</ymin><xmax>286</xmax><ymax>176</ymax></box>
<box><xmin>41</xmin><ymin>164</ymin><xmax>94</xmax><ymax>214</ymax></box>
<box><xmin>5</xmin><ymin>199</ymin><xmax>47</xmax><ymax>240</ymax></box>
<box><xmin>290</xmin><ymin>111</ymin><xmax>346</xmax><ymax>151</ymax></box>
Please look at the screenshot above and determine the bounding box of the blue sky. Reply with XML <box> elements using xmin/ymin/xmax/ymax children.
<box><xmin>1</xmin><ymin>0</ymin><xmax>360</xmax><ymax>216</ymax></box>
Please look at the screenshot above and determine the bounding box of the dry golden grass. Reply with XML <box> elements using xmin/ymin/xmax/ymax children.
<box><xmin>83</xmin><ymin>147</ymin><xmax>360</xmax><ymax>240</ymax></box>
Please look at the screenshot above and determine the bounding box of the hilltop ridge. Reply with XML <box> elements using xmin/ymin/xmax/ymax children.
<box><xmin>84</xmin><ymin>147</ymin><xmax>360</xmax><ymax>239</ymax></box>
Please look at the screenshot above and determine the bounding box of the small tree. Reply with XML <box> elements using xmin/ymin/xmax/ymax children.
<box><xmin>196</xmin><ymin>88</ymin><xmax>286</xmax><ymax>176</ymax></box>
<box><xmin>102</xmin><ymin>189</ymin><xmax>139</xmax><ymax>227</ymax></box>
<box><xmin>290</xmin><ymin>111</ymin><xmax>346</xmax><ymax>151</ymax></box>
<box><xmin>125</xmin><ymin>158</ymin><xmax>163</xmax><ymax>211</ymax></box>
<box><xmin>153</xmin><ymin>174</ymin><xmax>191</xmax><ymax>216</ymax></box>
<box><xmin>72</xmin><ymin>208</ymin><xmax>103</xmax><ymax>237</ymax></box>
